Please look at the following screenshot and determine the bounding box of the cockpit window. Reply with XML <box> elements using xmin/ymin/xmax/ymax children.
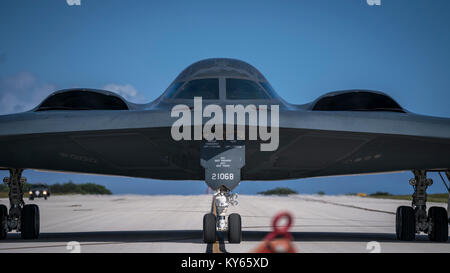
<box><xmin>259</xmin><ymin>82</ymin><xmax>279</xmax><ymax>99</ymax></box>
<box><xmin>165</xmin><ymin>82</ymin><xmax>185</xmax><ymax>98</ymax></box>
<box><xmin>226</xmin><ymin>78</ymin><xmax>270</xmax><ymax>100</ymax></box>
<box><xmin>168</xmin><ymin>78</ymin><xmax>219</xmax><ymax>100</ymax></box>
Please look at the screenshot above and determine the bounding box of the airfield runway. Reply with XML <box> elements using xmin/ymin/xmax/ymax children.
<box><xmin>0</xmin><ymin>194</ymin><xmax>449</xmax><ymax>253</ymax></box>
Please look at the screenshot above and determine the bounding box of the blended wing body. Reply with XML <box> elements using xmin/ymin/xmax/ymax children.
<box><xmin>0</xmin><ymin>58</ymin><xmax>449</xmax><ymax>181</ymax></box>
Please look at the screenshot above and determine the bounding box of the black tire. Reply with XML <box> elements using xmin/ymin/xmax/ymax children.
<box><xmin>203</xmin><ymin>213</ymin><xmax>216</xmax><ymax>243</ymax></box>
<box><xmin>21</xmin><ymin>204</ymin><xmax>40</xmax><ymax>239</ymax></box>
<box><xmin>0</xmin><ymin>204</ymin><xmax>8</xmax><ymax>240</ymax></box>
<box><xmin>228</xmin><ymin>213</ymin><xmax>242</xmax><ymax>244</ymax></box>
<box><xmin>428</xmin><ymin>207</ymin><xmax>448</xmax><ymax>242</ymax></box>
<box><xmin>396</xmin><ymin>206</ymin><xmax>415</xmax><ymax>241</ymax></box>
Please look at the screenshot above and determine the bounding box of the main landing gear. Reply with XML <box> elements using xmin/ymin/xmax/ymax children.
<box><xmin>1</xmin><ymin>169</ymin><xmax>40</xmax><ymax>240</ymax></box>
<box><xmin>396</xmin><ymin>170</ymin><xmax>448</xmax><ymax>242</ymax></box>
<box><xmin>201</xmin><ymin>141</ymin><xmax>245</xmax><ymax>244</ymax></box>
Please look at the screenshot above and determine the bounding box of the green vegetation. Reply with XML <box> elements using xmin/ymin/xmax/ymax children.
<box><xmin>368</xmin><ymin>192</ymin><xmax>448</xmax><ymax>203</ymax></box>
<box><xmin>258</xmin><ymin>187</ymin><xmax>298</xmax><ymax>196</ymax></box>
<box><xmin>0</xmin><ymin>181</ymin><xmax>112</xmax><ymax>197</ymax></box>
<box><xmin>49</xmin><ymin>182</ymin><xmax>112</xmax><ymax>195</ymax></box>
<box><xmin>369</xmin><ymin>191</ymin><xmax>392</xmax><ymax>196</ymax></box>
<box><xmin>317</xmin><ymin>191</ymin><xmax>325</xmax><ymax>195</ymax></box>
<box><xmin>0</xmin><ymin>184</ymin><xmax>8</xmax><ymax>193</ymax></box>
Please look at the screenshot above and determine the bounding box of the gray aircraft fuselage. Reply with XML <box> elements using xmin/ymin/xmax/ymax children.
<box><xmin>0</xmin><ymin>58</ymin><xmax>449</xmax><ymax>181</ymax></box>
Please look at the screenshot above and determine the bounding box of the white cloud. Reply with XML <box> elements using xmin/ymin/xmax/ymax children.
<box><xmin>0</xmin><ymin>72</ymin><xmax>56</xmax><ymax>115</ymax></box>
<box><xmin>102</xmin><ymin>83</ymin><xmax>147</xmax><ymax>103</ymax></box>
<box><xmin>0</xmin><ymin>73</ymin><xmax>148</xmax><ymax>115</ymax></box>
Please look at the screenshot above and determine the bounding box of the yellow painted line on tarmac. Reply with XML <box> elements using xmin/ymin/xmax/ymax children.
<box><xmin>212</xmin><ymin>198</ymin><xmax>222</xmax><ymax>253</ymax></box>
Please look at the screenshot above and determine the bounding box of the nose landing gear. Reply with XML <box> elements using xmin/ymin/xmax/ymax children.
<box><xmin>203</xmin><ymin>189</ymin><xmax>241</xmax><ymax>244</ymax></box>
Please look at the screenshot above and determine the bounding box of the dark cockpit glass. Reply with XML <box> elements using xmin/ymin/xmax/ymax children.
<box><xmin>259</xmin><ymin>82</ymin><xmax>279</xmax><ymax>99</ymax></box>
<box><xmin>165</xmin><ymin>82</ymin><xmax>185</xmax><ymax>98</ymax></box>
<box><xmin>226</xmin><ymin>78</ymin><xmax>270</xmax><ymax>100</ymax></box>
<box><xmin>167</xmin><ymin>78</ymin><xmax>219</xmax><ymax>100</ymax></box>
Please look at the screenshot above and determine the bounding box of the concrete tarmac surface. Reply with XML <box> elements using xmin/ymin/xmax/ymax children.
<box><xmin>0</xmin><ymin>194</ymin><xmax>449</xmax><ymax>253</ymax></box>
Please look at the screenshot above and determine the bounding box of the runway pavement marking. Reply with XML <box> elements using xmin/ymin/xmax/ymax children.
<box><xmin>0</xmin><ymin>234</ymin><xmax>202</xmax><ymax>252</ymax></box>
<box><xmin>296</xmin><ymin>196</ymin><xmax>396</xmax><ymax>215</ymax></box>
<box><xmin>0</xmin><ymin>242</ymin><xmax>137</xmax><ymax>251</ymax></box>
<box><xmin>242</xmin><ymin>224</ymin><xmax>393</xmax><ymax>229</ymax></box>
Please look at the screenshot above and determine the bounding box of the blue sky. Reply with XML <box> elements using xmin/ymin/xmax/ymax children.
<box><xmin>0</xmin><ymin>0</ymin><xmax>449</xmax><ymax>195</ymax></box>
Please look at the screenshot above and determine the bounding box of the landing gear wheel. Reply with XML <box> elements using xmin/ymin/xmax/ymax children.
<box><xmin>428</xmin><ymin>207</ymin><xmax>448</xmax><ymax>242</ymax></box>
<box><xmin>203</xmin><ymin>213</ymin><xmax>216</xmax><ymax>243</ymax></box>
<box><xmin>0</xmin><ymin>204</ymin><xmax>8</xmax><ymax>240</ymax></box>
<box><xmin>21</xmin><ymin>204</ymin><xmax>40</xmax><ymax>239</ymax></box>
<box><xmin>228</xmin><ymin>213</ymin><xmax>242</xmax><ymax>244</ymax></box>
<box><xmin>396</xmin><ymin>206</ymin><xmax>415</xmax><ymax>241</ymax></box>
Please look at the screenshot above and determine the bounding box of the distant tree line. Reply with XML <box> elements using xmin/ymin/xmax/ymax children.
<box><xmin>369</xmin><ymin>192</ymin><xmax>392</xmax><ymax>196</ymax></box>
<box><xmin>258</xmin><ymin>187</ymin><xmax>298</xmax><ymax>195</ymax></box>
<box><xmin>0</xmin><ymin>181</ymin><xmax>112</xmax><ymax>195</ymax></box>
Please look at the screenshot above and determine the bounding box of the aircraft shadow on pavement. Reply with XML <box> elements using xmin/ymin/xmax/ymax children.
<box><xmin>3</xmin><ymin>230</ymin><xmax>449</xmax><ymax>244</ymax></box>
